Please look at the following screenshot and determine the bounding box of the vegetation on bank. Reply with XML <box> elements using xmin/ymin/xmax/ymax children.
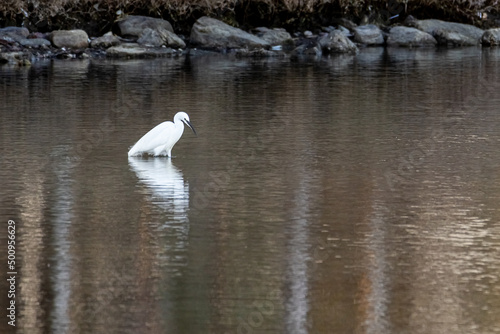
<box><xmin>0</xmin><ymin>0</ymin><xmax>499</xmax><ymax>35</ymax></box>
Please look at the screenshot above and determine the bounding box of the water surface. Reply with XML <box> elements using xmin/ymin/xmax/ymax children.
<box><xmin>1</xmin><ymin>48</ymin><xmax>500</xmax><ymax>334</ymax></box>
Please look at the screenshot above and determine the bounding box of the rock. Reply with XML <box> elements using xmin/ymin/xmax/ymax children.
<box><xmin>387</xmin><ymin>26</ymin><xmax>437</xmax><ymax>47</ymax></box>
<box><xmin>0</xmin><ymin>51</ymin><xmax>30</xmax><ymax>65</ymax></box>
<box><xmin>91</xmin><ymin>32</ymin><xmax>120</xmax><ymax>48</ymax></box>
<box><xmin>333</xmin><ymin>18</ymin><xmax>358</xmax><ymax>31</ymax></box>
<box><xmin>137</xmin><ymin>27</ymin><xmax>186</xmax><ymax>48</ymax></box>
<box><xmin>407</xmin><ymin>19</ymin><xmax>483</xmax><ymax>45</ymax></box>
<box><xmin>254</xmin><ymin>27</ymin><xmax>293</xmax><ymax>46</ymax></box>
<box><xmin>481</xmin><ymin>28</ymin><xmax>500</xmax><ymax>46</ymax></box>
<box><xmin>434</xmin><ymin>29</ymin><xmax>478</xmax><ymax>46</ymax></box>
<box><xmin>50</xmin><ymin>30</ymin><xmax>89</xmax><ymax>49</ymax></box>
<box><xmin>116</xmin><ymin>15</ymin><xmax>173</xmax><ymax>38</ymax></box>
<box><xmin>318</xmin><ymin>30</ymin><xmax>358</xmax><ymax>54</ymax></box>
<box><xmin>137</xmin><ymin>28</ymin><xmax>164</xmax><ymax>47</ymax></box>
<box><xmin>160</xmin><ymin>29</ymin><xmax>186</xmax><ymax>49</ymax></box>
<box><xmin>235</xmin><ymin>48</ymin><xmax>285</xmax><ymax>57</ymax></box>
<box><xmin>190</xmin><ymin>16</ymin><xmax>270</xmax><ymax>50</ymax></box>
<box><xmin>291</xmin><ymin>41</ymin><xmax>322</xmax><ymax>57</ymax></box>
<box><xmin>106</xmin><ymin>43</ymin><xmax>176</xmax><ymax>58</ymax></box>
<box><xmin>0</xmin><ymin>27</ymin><xmax>29</xmax><ymax>42</ymax></box>
<box><xmin>353</xmin><ymin>24</ymin><xmax>384</xmax><ymax>45</ymax></box>
<box><xmin>18</xmin><ymin>38</ymin><xmax>51</xmax><ymax>48</ymax></box>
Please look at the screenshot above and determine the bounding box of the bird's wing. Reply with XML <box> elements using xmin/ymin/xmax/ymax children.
<box><xmin>128</xmin><ymin>121</ymin><xmax>175</xmax><ymax>156</ymax></box>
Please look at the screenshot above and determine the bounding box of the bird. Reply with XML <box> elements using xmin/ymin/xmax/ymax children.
<box><xmin>128</xmin><ymin>111</ymin><xmax>196</xmax><ymax>157</ymax></box>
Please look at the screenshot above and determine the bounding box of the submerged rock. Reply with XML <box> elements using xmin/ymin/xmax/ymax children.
<box><xmin>407</xmin><ymin>19</ymin><xmax>483</xmax><ymax>46</ymax></box>
<box><xmin>481</xmin><ymin>28</ymin><xmax>500</xmax><ymax>46</ymax></box>
<box><xmin>91</xmin><ymin>32</ymin><xmax>120</xmax><ymax>48</ymax></box>
<box><xmin>353</xmin><ymin>24</ymin><xmax>384</xmax><ymax>45</ymax></box>
<box><xmin>190</xmin><ymin>16</ymin><xmax>270</xmax><ymax>50</ymax></box>
<box><xmin>50</xmin><ymin>30</ymin><xmax>89</xmax><ymax>49</ymax></box>
<box><xmin>387</xmin><ymin>26</ymin><xmax>437</xmax><ymax>47</ymax></box>
<box><xmin>318</xmin><ymin>30</ymin><xmax>358</xmax><ymax>54</ymax></box>
<box><xmin>116</xmin><ymin>15</ymin><xmax>174</xmax><ymax>39</ymax></box>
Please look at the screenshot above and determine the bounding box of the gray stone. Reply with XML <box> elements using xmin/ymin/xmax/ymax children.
<box><xmin>291</xmin><ymin>44</ymin><xmax>322</xmax><ymax>57</ymax></box>
<box><xmin>106</xmin><ymin>43</ymin><xmax>175</xmax><ymax>58</ymax></box>
<box><xmin>137</xmin><ymin>28</ymin><xmax>164</xmax><ymax>47</ymax></box>
<box><xmin>50</xmin><ymin>30</ymin><xmax>89</xmax><ymax>49</ymax></box>
<box><xmin>190</xmin><ymin>16</ymin><xmax>270</xmax><ymax>50</ymax></box>
<box><xmin>353</xmin><ymin>24</ymin><xmax>384</xmax><ymax>45</ymax></box>
<box><xmin>160</xmin><ymin>28</ymin><xmax>186</xmax><ymax>49</ymax></box>
<box><xmin>116</xmin><ymin>15</ymin><xmax>173</xmax><ymax>38</ymax></box>
<box><xmin>407</xmin><ymin>19</ymin><xmax>483</xmax><ymax>45</ymax></box>
<box><xmin>387</xmin><ymin>26</ymin><xmax>437</xmax><ymax>47</ymax></box>
<box><xmin>0</xmin><ymin>27</ymin><xmax>29</xmax><ymax>42</ymax></box>
<box><xmin>434</xmin><ymin>28</ymin><xmax>478</xmax><ymax>46</ymax></box>
<box><xmin>481</xmin><ymin>28</ymin><xmax>500</xmax><ymax>46</ymax></box>
<box><xmin>0</xmin><ymin>51</ymin><xmax>30</xmax><ymax>65</ymax></box>
<box><xmin>91</xmin><ymin>32</ymin><xmax>120</xmax><ymax>48</ymax></box>
<box><xmin>318</xmin><ymin>30</ymin><xmax>358</xmax><ymax>54</ymax></box>
<box><xmin>254</xmin><ymin>27</ymin><xmax>293</xmax><ymax>46</ymax></box>
<box><xmin>18</xmin><ymin>38</ymin><xmax>51</xmax><ymax>48</ymax></box>
<box><xmin>137</xmin><ymin>27</ymin><xmax>186</xmax><ymax>49</ymax></box>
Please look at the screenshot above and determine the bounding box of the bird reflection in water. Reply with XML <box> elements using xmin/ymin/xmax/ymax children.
<box><xmin>128</xmin><ymin>157</ymin><xmax>189</xmax><ymax>234</ymax></box>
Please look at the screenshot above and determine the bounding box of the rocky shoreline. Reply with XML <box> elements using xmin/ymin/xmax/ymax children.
<box><xmin>2</xmin><ymin>14</ymin><xmax>500</xmax><ymax>65</ymax></box>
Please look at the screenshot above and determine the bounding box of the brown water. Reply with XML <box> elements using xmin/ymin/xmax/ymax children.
<box><xmin>1</xmin><ymin>48</ymin><xmax>500</xmax><ymax>334</ymax></box>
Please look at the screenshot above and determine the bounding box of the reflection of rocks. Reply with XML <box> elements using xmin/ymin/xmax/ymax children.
<box><xmin>353</xmin><ymin>25</ymin><xmax>384</xmax><ymax>46</ymax></box>
<box><xmin>318</xmin><ymin>30</ymin><xmax>358</xmax><ymax>54</ymax></box>
<box><xmin>190</xmin><ymin>16</ymin><xmax>270</xmax><ymax>50</ymax></box>
<box><xmin>387</xmin><ymin>26</ymin><xmax>437</xmax><ymax>47</ymax></box>
<box><xmin>406</xmin><ymin>18</ymin><xmax>483</xmax><ymax>46</ymax></box>
<box><xmin>50</xmin><ymin>30</ymin><xmax>89</xmax><ymax>49</ymax></box>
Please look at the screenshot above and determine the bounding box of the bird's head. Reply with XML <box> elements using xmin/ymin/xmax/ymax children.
<box><xmin>175</xmin><ymin>111</ymin><xmax>197</xmax><ymax>136</ymax></box>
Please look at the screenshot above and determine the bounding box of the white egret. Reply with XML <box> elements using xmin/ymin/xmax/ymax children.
<box><xmin>128</xmin><ymin>112</ymin><xmax>196</xmax><ymax>157</ymax></box>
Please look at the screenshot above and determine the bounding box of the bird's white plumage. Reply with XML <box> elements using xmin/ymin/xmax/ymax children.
<box><xmin>128</xmin><ymin>112</ymin><xmax>196</xmax><ymax>157</ymax></box>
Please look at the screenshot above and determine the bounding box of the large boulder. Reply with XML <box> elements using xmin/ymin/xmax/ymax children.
<box><xmin>353</xmin><ymin>24</ymin><xmax>384</xmax><ymax>45</ymax></box>
<box><xmin>481</xmin><ymin>28</ymin><xmax>500</xmax><ymax>46</ymax></box>
<box><xmin>318</xmin><ymin>30</ymin><xmax>358</xmax><ymax>53</ymax></box>
<box><xmin>50</xmin><ymin>30</ymin><xmax>89</xmax><ymax>49</ymax></box>
<box><xmin>407</xmin><ymin>19</ymin><xmax>483</xmax><ymax>45</ymax></box>
<box><xmin>190</xmin><ymin>16</ymin><xmax>270</xmax><ymax>50</ymax></box>
<box><xmin>254</xmin><ymin>27</ymin><xmax>293</xmax><ymax>46</ymax></box>
<box><xmin>116</xmin><ymin>15</ymin><xmax>174</xmax><ymax>38</ymax></box>
<box><xmin>387</xmin><ymin>26</ymin><xmax>437</xmax><ymax>47</ymax></box>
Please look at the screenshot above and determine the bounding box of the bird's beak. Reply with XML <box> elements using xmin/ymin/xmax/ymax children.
<box><xmin>183</xmin><ymin>119</ymin><xmax>197</xmax><ymax>136</ymax></box>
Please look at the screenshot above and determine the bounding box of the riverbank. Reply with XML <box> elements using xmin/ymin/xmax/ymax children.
<box><xmin>2</xmin><ymin>1</ymin><xmax>500</xmax><ymax>65</ymax></box>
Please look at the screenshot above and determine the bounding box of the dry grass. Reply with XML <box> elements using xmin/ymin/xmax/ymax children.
<box><xmin>0</xmin><ymin>0</ymin><xmax>499</xmax><ymax>34</ymax></box>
